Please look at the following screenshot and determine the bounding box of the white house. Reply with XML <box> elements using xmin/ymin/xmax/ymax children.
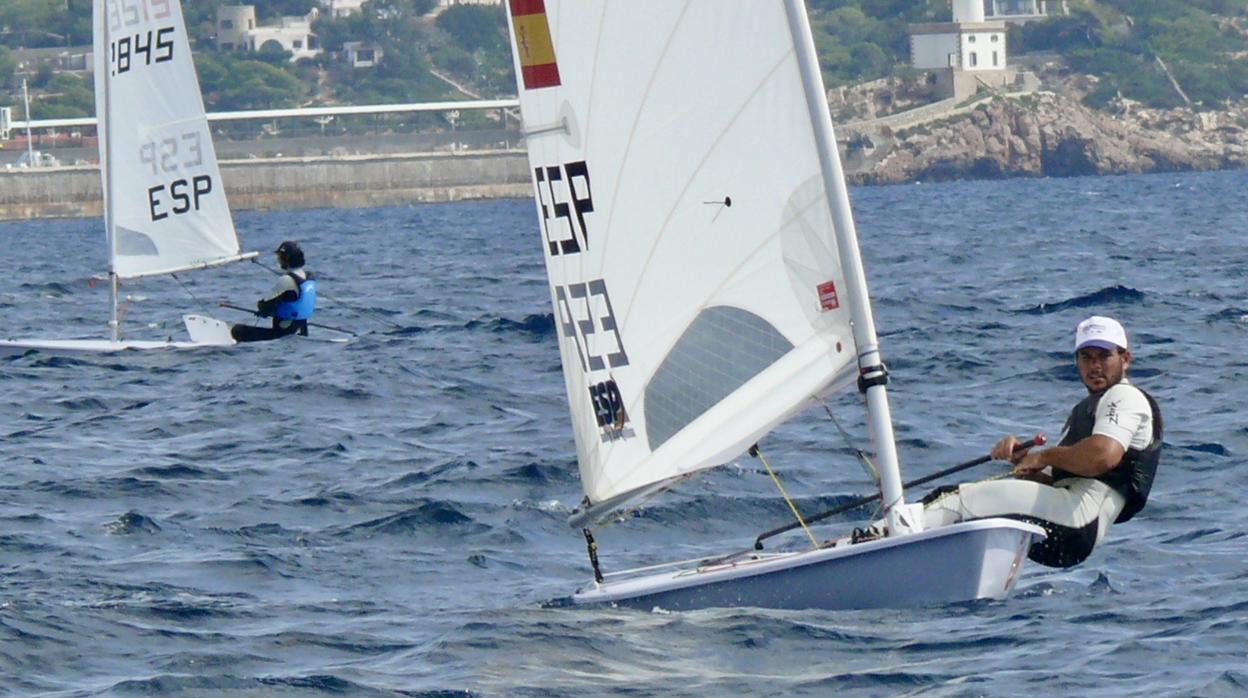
<box><xmin>216</xmin><ymin>5</ymin><xmax>256</xmax><ymax>52</ymax></box>
<box><xmin>343</xmin><ymin>41</ymin><xmax>383</xmax><ymax>68</ymax></box>
<box><xmin>251</xmin><ymin>12</ymin><xmax>321</xmax><ymax>61</ymax></box>
<box><xmin>216</xmin><ymin>5</ymin><xmax>322</xmax><ymax>61</ymax></box>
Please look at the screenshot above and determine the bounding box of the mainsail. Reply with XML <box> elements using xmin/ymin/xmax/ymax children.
<box><xmin>94</xmin><ymin>0</ymin><xmax>247</xmax><ymax>280</ymax></box>
<box><xmin>507</xmin><ymin>1</ymin><xmax>873</xmax><ymax>516</ymax></box>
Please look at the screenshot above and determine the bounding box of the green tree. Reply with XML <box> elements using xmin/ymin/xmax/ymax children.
<box><xmin>436</xmin><ymin>4</ymin><xmax>507</xmax><ymax>53</ymax></box>
<box><xmin>254</xmin><ymin>42</ymin><xmax>296</xmax><ymax>65</ymax></box>
<box><xmin>64</xmin><ymin>3</ymin><xmax>91</xmax><ymax>46</ymax></box>
<box><xmin>431</xmin><ymin>44</ymin><xmax>476</xmax><ymax>79</ymax></box>
<box><xmin>31</xmin><ymin>64</ymin><xmax>55</xmax><ymax>89</ymax></box>
<box><xmin>1019</xmin><ymin>10</ymin><xmax>1103</xmax><ymax>52</ymax></box>
<box><xmin>0</xmin><ymin>0</ymin><xmax>67</xmax><ymax>48</ymax></box>
<box><xmin>255</xmin><ymin>0</ymin><xmax>321</xmax><ymax>21</ymax></box>
<box><xmin>427</xmin><ymin>4</ymin><xmax>511</xmax><ymax>93</ymax></box>
<box><xmin>805</xmin><ymin>1</ymin><xmax>944</xmax><ymax>87</ymax></box>
<box><xmin>1023</xmin><ymin>1</ymin><xmax>1248</xmax><ymax>108</ymax></box>
<box><xmin>195</xmin><ymin>53</ymin><xmax>306</xmax><ymax>110</ymax></box>
<box><xmin>31</xmin><ymin>73</ymin><xmax>93</xmax><ymax>118</ymax></box>
<box><xmin>1140</xmin><ymin>13</ymin><xmax>1227</xmax><ymax>63</ymax></box>
<box><xmin>0</xmin><ymin>46</ymin><xmax>16</xmax><ymax>86</ymax></box>
<box><xmin>313</xmin><ymin>12</ymin><xmax>371</xmax><ymax>53</ymax></box>
<box><xmin>346</xmin><ymin>40</ymin><xmax>449</xmax><ymax>103</ymax></box>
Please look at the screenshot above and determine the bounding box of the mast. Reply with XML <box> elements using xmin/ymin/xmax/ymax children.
<box><xmin>100</xmin><ymin>1</ymin><xmax>119</xmax><ymax>342</ymax></box>
<box><xmin>22</xmin><ymin>80</ymin><xmax>35</xmax><ymax>169</ymax></box>
<box><xmin>782</xmin><ymin>0</ymin><xmax>908</xmax><ymax>531</ymax></box>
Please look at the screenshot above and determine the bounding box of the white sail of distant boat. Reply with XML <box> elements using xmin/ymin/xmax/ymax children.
<box><xmin>0</xmin><ymin>0</ymin><xmax>251</xmax><ymax>354</ymax></box>
<box><xmin>506</xmin><ymin>0</ymin><xmax>1045</xmax><ymax>610</ymax></box>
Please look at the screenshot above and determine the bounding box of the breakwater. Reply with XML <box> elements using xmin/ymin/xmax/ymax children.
<box><xmin>0</xmin><ymin>150</ymin><xmax>531</xmax><ymax>221</ymax></box>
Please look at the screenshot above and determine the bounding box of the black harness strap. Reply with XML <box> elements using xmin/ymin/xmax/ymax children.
<box><xmin>286</xmin><ymin>272</ymin><xmax>304</xmax><ymax>300</ymax></box>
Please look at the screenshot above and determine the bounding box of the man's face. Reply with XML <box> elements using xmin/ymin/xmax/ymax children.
<box><xmin>1076</xmin><ymin>346</ymin><xmax>1130</xmax><ymax>393</ymax></box>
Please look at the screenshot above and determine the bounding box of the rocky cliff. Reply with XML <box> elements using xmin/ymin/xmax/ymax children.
<box><xmin>844</xmin><ymin>90</ymin><xmax>1248</xmax><ymax>185</ymax></box>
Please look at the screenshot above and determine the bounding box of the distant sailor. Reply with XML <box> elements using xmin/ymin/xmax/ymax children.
<box><xmin>230</xmin><ymin>240</ymin><xmax>317</xmax><ymax>343</ymax></box>
<box><xmin>915</xmin><ymin>316</ymin><xmax>1162</xmax><ymax>567</ymax></box>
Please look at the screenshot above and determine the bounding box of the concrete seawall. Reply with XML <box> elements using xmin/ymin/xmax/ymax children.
<box><xmin>0</xmin><ymin>150</ymin><xmax>532</xmax><ymax>221</ymax></box>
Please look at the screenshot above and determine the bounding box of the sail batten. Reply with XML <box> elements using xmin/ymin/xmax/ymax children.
<box><xmin>508</xmin><ymin>2</ymin><xmax>863</xmax><ymax>512</ymax></box>
<box><xmin>595</xmin><ymin>336</ymin><xmax>857</xmax><ymax>503</ymax></box>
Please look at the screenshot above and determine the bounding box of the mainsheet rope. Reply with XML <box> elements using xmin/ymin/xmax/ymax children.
<box><xmin>171</xmin><ymin>273</ymin><xmax>213</xmax><ymax>313</ymax></box>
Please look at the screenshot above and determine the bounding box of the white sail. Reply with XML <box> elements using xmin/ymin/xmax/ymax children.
<box><xmin>94</xmin><ymin>0</ymin><xmax>246</xmax><ymax>279</ymax></box>
<box><xmin>507</xmin><ymin>1</ymin><xmax>865</xmax><ymax>510</ymax></box>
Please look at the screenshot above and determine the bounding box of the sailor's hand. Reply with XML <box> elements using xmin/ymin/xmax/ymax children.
<box><xmin>1011</xmin><ymin>451</ymin><xmax>1046</xmax><ymax>477</ymax></box>
<box><xmin>990</xmin><ymin>435</ymin><xmax>1024</xmax><ymax>462</ymax></box>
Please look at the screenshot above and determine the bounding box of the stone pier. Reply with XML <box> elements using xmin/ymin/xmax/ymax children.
<box><xmin>0</xmin><ymin>150</ymin><xmax>532</xmax><ymax>221</ymax></box>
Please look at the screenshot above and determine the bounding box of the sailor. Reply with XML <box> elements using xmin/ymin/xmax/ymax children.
<box><xmin>230</xmin><ymin>240</ymin><xmax>318</xmax><ymax>343</ymax></box>
<box><xmin>918</xmin><ymin>315</ymin><xmax>1162</xmax><ymax>568</ymax></box>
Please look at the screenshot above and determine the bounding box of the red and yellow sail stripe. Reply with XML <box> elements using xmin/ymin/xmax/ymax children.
<box><xmin>509</xmin><ymin>0</ymin><xmax>561</xmax><ymax>90</ymax></box>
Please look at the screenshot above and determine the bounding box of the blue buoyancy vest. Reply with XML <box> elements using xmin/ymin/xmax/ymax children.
<box><xmin>1052</xmin><ymin>385</ymin><xmax>1162</xmax><ymax>523</ymax></box>
<box><xmin>274</xmin><ymin>273</ymin><xmax>316</xmax><ymax>321</ymax></box>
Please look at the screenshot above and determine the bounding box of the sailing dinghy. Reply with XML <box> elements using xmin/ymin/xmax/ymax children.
<box><xmin>505</xmin><ymin>0</ymin><xmax>1044</xmax><ymax>610</ymax></box>
<box><xmin>1</xmin><ymin>0</ymin><xmax>253</xmax><ymax>356</ymax></box>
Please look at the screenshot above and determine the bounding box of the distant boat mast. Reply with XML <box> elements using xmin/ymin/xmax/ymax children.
<box><xmin>23</xmin><ymin>79</ymin><xmax>37</xmax><ymax>168</ymax></box>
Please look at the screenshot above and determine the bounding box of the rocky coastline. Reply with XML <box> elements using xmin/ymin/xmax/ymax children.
<box><xmin>834</xmin><ymin>76</ymin><xmax>1248</xmax><ymax>185</ymax></box>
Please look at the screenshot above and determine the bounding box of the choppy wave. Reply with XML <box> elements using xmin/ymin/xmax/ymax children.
<box><xmin>1022</xmin><ymin>284</ymin><xmax>1147</xmax><ymax>314</ymax></box>
<box><xmin>2</xmin><ymin>174</ymin><xmax>1246</xmax><ymax>696</ymax></box>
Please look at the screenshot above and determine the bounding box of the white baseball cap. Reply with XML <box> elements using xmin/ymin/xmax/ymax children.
<box><xmin>1075</xmin><ymin>315</ymin><xmax>1128</xmax><ymax>351</ymax></box>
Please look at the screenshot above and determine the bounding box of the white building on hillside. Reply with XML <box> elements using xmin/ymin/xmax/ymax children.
<box><xmin>911</xmin><ymin>0</ymin><xmax>1007</xmax><ymax>72</ymax></box>
<box><xmin>343</xmin><ymin>41</ymin><xmax>383</xmax><ymax>68</ymax></box>
<box><xmin>216</xmin><ymin>5</ymin><xmax>257</xmax><ymax>52</ymax></box>
<box><xmin>909</xmin><ymin>0</ymin><xmax>1018</xmax><ymax>99</ymax></box>
<box><xmin>216</xmin><ymin>5</ymin><xmax>322</xmax><ymax>61</ymax></box>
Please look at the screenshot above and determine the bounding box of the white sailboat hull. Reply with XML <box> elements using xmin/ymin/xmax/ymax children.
<box><xmin>0</xmin><ymin>338</ymin><xmax>205</xmax><ymax>356</ymax></box>
<box><xmin>0</xmin><ymin>314</ymin><xmax>237</xmax><ymax>356</ymax></box>
<box><xmin>571</xmin><ymin>518</ymin><xmax>1045</xmax><ymax>611</ymax></box>
<box><xmin>0</xmin><ymin>314</ymin><xmax>348</xmax><ymax>356</ymax></box>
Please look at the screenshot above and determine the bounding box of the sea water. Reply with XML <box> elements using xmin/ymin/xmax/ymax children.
<box><xmin>1</xmin><ymin>170</ymin><xmax>1245</xmax><ymax>696</ymax></box>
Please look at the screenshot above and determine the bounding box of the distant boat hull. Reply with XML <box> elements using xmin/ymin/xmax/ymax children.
<box><xmin>2</xmin><ymin>314</ymin><xmax>273</xmax><ymax>356</ymax></box>
<box><xmin>0</xmin><ymin>313</ymin><xmax>349</xmax><ymax>356</ymax></box>
<box><xmin>0</xmin><ymin>338</ymin><xmax>212</xmax><ymax>356</ymax></box>
<box><xmin>571</xmin><ymin>518</ymin><xmax>1045</xmax><ymax>611</ymax></box>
